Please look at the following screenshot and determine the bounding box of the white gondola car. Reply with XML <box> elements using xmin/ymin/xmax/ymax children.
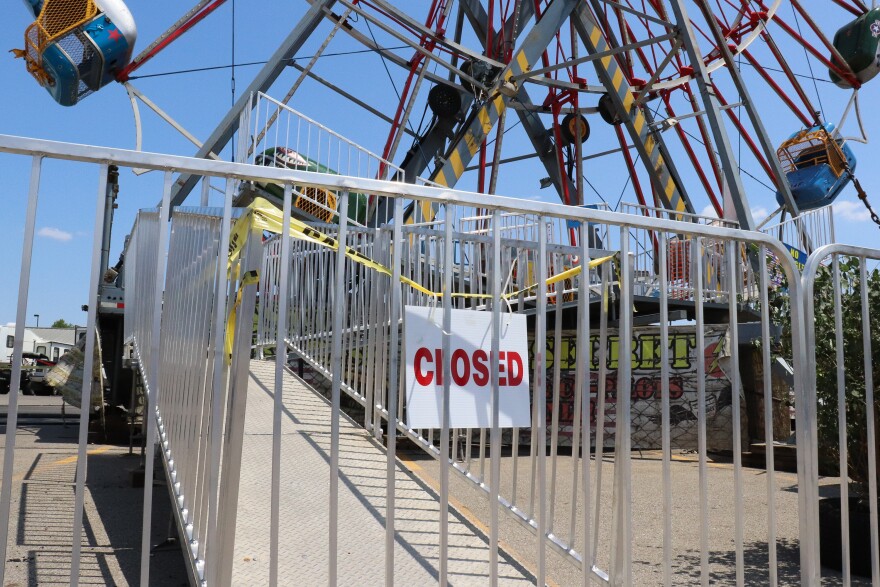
<box><xmin>19</xmin><ymin>0</ymin><xmax>136</xmax><ymax>106</ymax></box>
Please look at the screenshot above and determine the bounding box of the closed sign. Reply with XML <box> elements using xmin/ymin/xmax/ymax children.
<box><xmin>404</xmin><ymin>306</ymin><xmax>531</xmax><ymax>429</ymax></box>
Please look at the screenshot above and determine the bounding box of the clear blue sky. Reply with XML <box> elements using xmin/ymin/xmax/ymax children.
<box><xmin>1</xmin><ymin>1</ymin><xmax>878</xmax><ymax>325</ymax></box>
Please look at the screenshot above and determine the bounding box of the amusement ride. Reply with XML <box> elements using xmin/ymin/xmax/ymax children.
<box><xmin>12</xmin><ymin>0</ymin><xmax>880</xmax><ymax>239</ymax></box>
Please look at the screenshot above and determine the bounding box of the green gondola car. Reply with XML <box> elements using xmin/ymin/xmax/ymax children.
<box><xmin>254</xmin><ymin>147</ymin><xmax>369</xmax><ymax>225</ymax></box>
<box><xmin>830</xmin><ymin>8</ymin><xmax>880</xmax><ymax>88</ymax></box>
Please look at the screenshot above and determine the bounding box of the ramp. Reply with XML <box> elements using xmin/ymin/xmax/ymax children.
<box><xmin>233</xmin><ymin>360</ymin><xmax>534</xmax><ymax>585</ymax></box>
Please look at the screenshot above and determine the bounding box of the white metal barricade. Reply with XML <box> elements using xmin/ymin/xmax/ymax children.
<box><xmin>2</xmin><ymin>131</ymin><xmax>870</xmax><ymax>586</ymax></box>
<box><xmin>802</xmin><ymin>244</ymin><xmax>880</xmax><ymax>585</ymax></box>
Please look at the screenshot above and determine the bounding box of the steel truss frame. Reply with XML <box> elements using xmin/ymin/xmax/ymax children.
<box><xmin>167</xmin><ymin>0</ymin><xmax>820</xmax><ymax>233</ymax></box>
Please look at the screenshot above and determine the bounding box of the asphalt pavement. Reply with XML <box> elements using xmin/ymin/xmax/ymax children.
<box><xmin>400</xmin><ymin>445</ymin><xmax>869</xmax><ymax>586</ymax></box>
<box><xmin>0</xmin><ymin>393</ymin><xmax>188</xmax><ymax>586</ymax></box>
<box><xmin>0</xmin><ymin>392</ymin><xmax>865</xmax><ymax>586</ymax></box>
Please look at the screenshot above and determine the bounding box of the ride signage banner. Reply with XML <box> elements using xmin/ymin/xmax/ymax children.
<box><xmin>528</xmin><ymin>325</ymin><xmax>737</xmax><ymax>450</ymax></box>
<box><xmin>404</xmin><ymin>306</ymin><xmax>531</xmax><ymax>429</ymax></box>
<box><xmin>782</xmin><ymin>242</ymin><xmax>808</xmax><ymax>272</ymax></box>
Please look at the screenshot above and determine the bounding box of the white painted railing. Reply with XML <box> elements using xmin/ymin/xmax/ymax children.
<box><xmin>1</xmin><ymin>131</ymin><xmax>874</xmax><ymax>586</ymax></box>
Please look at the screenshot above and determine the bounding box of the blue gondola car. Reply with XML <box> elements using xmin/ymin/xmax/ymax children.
<box><xmin>775</xmin><ymin>124</ymin><xmax>856</xmax><ymax>211</ymax></box>
<box><xmin>19</xmin><ymin>0</ymin><xmax>136</xmax><ymax>106</ymax></box>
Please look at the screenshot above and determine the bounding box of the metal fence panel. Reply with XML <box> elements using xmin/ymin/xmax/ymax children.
<box><xmin>257</xmin><ymin>187</ymin><xmax>811</xmax><ymax>585</ymax></box>
<box><xmin>803</xmin><ymin>244</ymin><xmax>880</xmax><ymax>584</ymax></box>
<box><xmin>0</xmin><ymin>131</ymin><xmax>853</xmax><ymax>586</ymax></box>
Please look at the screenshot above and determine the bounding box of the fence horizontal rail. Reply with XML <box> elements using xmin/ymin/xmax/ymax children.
<box><xmin>0</xmin><ymin>133</ymin><xmax>805</xmax><ymax>250</ymax></box>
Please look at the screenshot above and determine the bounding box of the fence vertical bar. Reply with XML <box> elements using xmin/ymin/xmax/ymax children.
<box><xmin>374</xmin><ymin>229</ymin><xmax>390</xmax><ymax>440</ymax></box>
<box><xmin>568</xmin><ymin>252</ymin><xmax>584</xmax><ymax>543</ymax></box>
<box><xmin>860</xmin><ymin>259</ymin><xmax>879</xmax><ymax>584</ymax></box>
<box><xmin>795</xmin><ymin>257</ymin><xmax>820</xmax><ymax>585</ymax></box>
<box><xmin>440</xmin><ymin>210</ymin><xmax>453</xmax><ymax>587</ymax></box>
<box><xmin>468</xmin><ymin>237</ymin><xmax>476</xmax><ymax>479</ymax></box>
<box><xmin>512</xmin><ymin>246</ymin><xmax>525</xmax><ymax>508</ymax></box>
<box><xmin>726</xmin><ymin>242</ymin><xmax>745</xmax><ymax>586</ymax></box>
<box><xmin>0</xmin><ymin>156</ymin><xmax>42</xmax><ymax>586</ymax></box>
<box><xmin>217</xmin><ymin>222</ymin><xmax>263</xmax><ymax>587</ymax></box>
<box><xmin>385</xmin><ymin>197</ymin><xmax>404</xmax><ymax>586</ymax></box>
<box><xmin>270</xmin><ymin>184</ymin><xmax>293</xmax><ymax>586</ymax></box>
<box><xmin>364</xmin><ymin>232</ymin><xmax>377</xmax><ymax>432</ymax></box>
<box><xmin>329</xmin><ymin>192</ymin><xmax>350</xmax><ymax>586</ymax></box>
<box><xmin>489</xmin><ymin>209</ymin><xmax>502</xmax><ymax>585</ymax></box>
<box><xmin>479</xmin><ymin>426</ymin><xmax>487</xmax><ymax>483</ymax></box>
<box><xmin>139</xmin><ymin>170</ymin><xmax>173</xmax><ymax>587</ymax></box>
<box><xmin>832</xmin><ymin>254</ymin><xmax>849</xmax><ymax>585</ymax></box>
<box><xmin>548</xmin><ymin>261</ymin><xmax>564</xmax><ymax>533</ymax></box>
<box><xmin>536</xmin><ymin>217</ymin><xmax>548</xmax><ymax>586</ymax></box>
<box><xmin>591</xmin><ymin>263</ymin><xmax>610</xmax><ymax>561</ymax></box>
<box><xmin>206</xmin><ymin>178</ymin><xmax>235</xmax><ymax>585</ymax></box>
<box><xmin>201</xmin><ymin>177</ymin><xmax>210</xmax><ymax>207</ymax></box>
<box><xmin>759</xmin><ymin>246</ymin><xmax>778</xmax><ymax>587</ymax></box>
<box><xmin>255</xmin><ymin>247</ymin><xmax>267</xmax><ymax>360</ymax></box>
<box><xmin>610</xmin><ymin>233</ymin><xmax>632</xmax><ymax>586</ymax></box>
<box><xmin>578</xmin><ymin>222</ymin><xmax>593</xmax><ymax>586</ymax></box>
<box><xmin>693</xmin><ymin>237</ymin><xmax>709</xmax><ymax>587</ymax></box>
<box><xmin>70</xmin><ymin>163</ymin><xmax>110</xmax><ymax>585</ymax></box>
<box><xmin>659</xmin><ymin>231</ymin><xmax>672</xmax><ymax>587</ymax></box>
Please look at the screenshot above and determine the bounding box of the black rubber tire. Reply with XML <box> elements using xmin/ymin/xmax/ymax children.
<box><xmin>598</xmin><ymin>93</ymin><xmax>624</xmax><ymax>126</ymax></box>
<box><xmin>428</xmin><ymin>84</ymin><xmax>462</xmax><ymax>119</ymax></box>
<box><xmin>32</xmin><ymin>382</ymin><xmax>53</xmax><ymax>396</ymax></box>
<box><xmin>560</xmin><ymin>113</ymin><xmax>590</xmax><ymax>144</ymax></box>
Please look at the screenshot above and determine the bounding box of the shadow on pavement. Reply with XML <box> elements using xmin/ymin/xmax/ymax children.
<box><xmin>6</xmin><ymin>422</ymin><xmax>188</xmax><ymax>586</ymax></box>
<box><xmin>668</xmin><ymin>538</ymin><xmax>870</xmax><ymax>586</ymax></box>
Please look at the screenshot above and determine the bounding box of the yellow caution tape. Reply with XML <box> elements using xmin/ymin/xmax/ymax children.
<box><xmin>237</xmin><ymin>197</ymin><xmax>618</xmax><ymax>299</ymax></box>
<box><xmin>224</xmin><ymin>270</ymin><xmax>260</xmax><ymax>364</ymax></box>
<box><xmin>223</xmin><ymin>198</ymin><xmax>619</xmax><ymax>361</ymax></box>
<box><xmin>504</xmin><ymin>255</ymin><xmax>618</xmax><ymax>300</ymax></box>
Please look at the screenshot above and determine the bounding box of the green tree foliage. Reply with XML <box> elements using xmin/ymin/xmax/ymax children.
<box><xmin>50</xmin><ymin>319</ymin><xmax>73</xmax><ymax>328</ymax></box>
<box><xmin>769</xmin><ymin>258</ymin><xmax>880</xmax><ymax>492</ymax></box>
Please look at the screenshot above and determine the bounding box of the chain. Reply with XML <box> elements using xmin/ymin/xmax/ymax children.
<box><xmin>853</xmin><ymin>177</ymin><xmax>880</xmax><ymax>228</ymax></box>
<box><xmin>818</xmin><ymin>126</ymin><xmax>880</xmax><ymax>229</ymax></box>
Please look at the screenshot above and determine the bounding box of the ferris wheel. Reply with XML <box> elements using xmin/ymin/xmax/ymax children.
<box><xmin>15</xmin><ymin>0</ymin><xmax>880</xmax><ymax>234</ymax></box>
<box><xmin>214</xmin><ymin>0</ymin><xmax>878</xmax><ymax>235</ymax></box>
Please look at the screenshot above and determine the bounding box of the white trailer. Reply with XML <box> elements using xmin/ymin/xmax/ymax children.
<box><xmin>0</xmin><ymin>324</ymin><xmax>40</xmax><ymax>363</ymax></box>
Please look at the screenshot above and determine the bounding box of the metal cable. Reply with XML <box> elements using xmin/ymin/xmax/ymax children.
<box><xmin>790</xmin><ymin>2</ymin><xmax>825</xmax><ymax>118</ymax></box>
<box><xmin>127</xmin><ymin>46</ymin><xmax>409</xmax><ymax>80</ymax></box>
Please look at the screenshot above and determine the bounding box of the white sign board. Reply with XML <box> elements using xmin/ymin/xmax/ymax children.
<box><xmin>404</xmin><ymin>306</ymin><xmax>531</xmax><ymax>429</ymax></box>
